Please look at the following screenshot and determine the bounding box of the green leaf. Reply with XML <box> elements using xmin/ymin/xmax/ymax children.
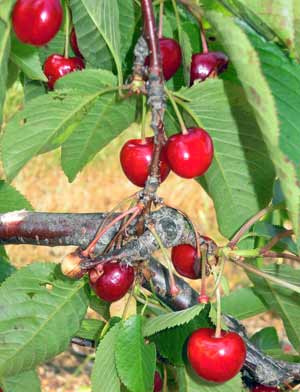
<box><xmin>250</xmin><ymin>327</ymin><xmax>280</xmax><ymax>352</ymax></box>
<box><xmin>2</xmin><ymin>369</ymin><xmax>41</xmax><ymax>392</ymax></box>
<box><xmin>38</xmin><ymin>30</ymin><xmax>66</xmax><ymax>65</ymax></box>
<box><xmin>1</xmin><ymin>88</ymin><xmax>103</xmax><ymax>180</ymax></box>
<box><xmin>6</xmin><ymin>61</ymin><xmax>19</xmax><ymax>89</ymax></box>
<box><xmin>221</xmin><ymin>287</ymin><xmax>267</xmax><ymax>319</ymax></box>
<box><xmin>219</xmin><ymin>0</ymin><xmax>295</xmax><ymax>53</ymax></box>
<box><xmin>70</xmin><ymin>0</ymin><xmax>122</xmax><ymax>84</ymax></box>
<box><xmin>10</xmin><ymin>38</ymin><xmax>47</xmax><ymax>82</ymax></box>
<box><xmin>248</xmin><ymin>263</ymin><xmax>300</xmax><ymax>353</ymax></box>
<box><xmin>179</xmin><ymin>79</ymin><xmax>275</xmax><ymax>238</ymax></box>
<box><xmin>252</xmin><ymin>222</ymin><xmax>297</xmax><ymax>254</ymax></box>
<box><xmin>89</xmin><ymin>293</ymin><xmax>110</xmax><ymax>320</ymax></box>
<box><xmin>177</xmin><ymin>366</ymin><xmax>243</xmax><ymax>391</ymax></box>
<box><xmin>0</xmin><ymin>18</ymin><xmax>11</xmax><ymax>125</ymax></box>
<box><xmin>76</xmin><ymin>319</ymin><xmax>104</xmax><ymax>341</ymax></box>
<box><xmin>61</xmin><ymin>93</ymin><xmax>135</xmax><ymax>181</ymax></box>
<box><xmin>91</xmin><ymin>322</ymin><xmax>121</xmax><ymax>392</ymax></box>
<box><xmin>0</xmin><ymin>180</ymin><xmax>32</xmax><ymax>212</ymax></box>
<box><xmin>0</xmin><ymin>247</ymin><xmax>16</xmax><ymax>284</ymax></box>
<box><xmin>0</xmin><ymin>263</ymin><xmax>88</xmax><ymax>377</ymax></box>
<box><xmin>22</xmin><ymin>78</ymin><xmax>46</xmax><ymax>103</ymax></box>
<box><xmin>55</xmin><ymin>69</ymin><xmax>117</xmax><ymax>92</ymax></box>
<box><xmin>150</xmin><ymin>311</ymin><xmax>211</xmax><ymax>366</ymax></box>
<box><xmin>143</xmin><ymin>304</ymin><xmax>205</xmax><ymax>337</ymax></box>
<box><xmin>118</xmin><ymin>0</ymin><xmax>135</xmax><ymax>61</ymax></box>
<box><xmin>205</xmin><ymin>11</ymin><xmax>300</xmax><ymax>248</ymax></box>
<box><xmin>115</xmin><ymin>315</ymin><xmax>156</xmax><ymax>392</ymax></box>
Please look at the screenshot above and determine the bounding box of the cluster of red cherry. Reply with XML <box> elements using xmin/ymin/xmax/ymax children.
<box><xmin>10</xmin><ymin>2</ymin><xmax>280</xmax><ymax>391</ymax></box>
<box><xmin>12</xmin><ymin>0</ymin><xmax>85</xmax><ymax>89</ymax></box>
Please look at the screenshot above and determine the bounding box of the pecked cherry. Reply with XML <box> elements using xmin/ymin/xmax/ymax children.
<box><xmin>252</xmin><ymin>386</ymin><xmax>280</xmax><ymax>392</ymax></box>
<box><xmin>171</xmin><ymin>244</ymin><xmax>200</xmax><ymax>279</ymax></box>
<box><xmin>120</xmin><ymin>137</ymin><xmax>170</xmax><ymax>187</ymax></box>
<box><xmin>89</xmin><ymin>261</ymin><xmax>134</xmax><ymax>302</ymax></box>
<box><xmin>187</xmin><ymin>328</ymin><xmax>246</xmax><ymax>383</ymax></box>
<box><xmin>190</xmin><ymin>51</ymin><xmax>228</xmax><ymax>84</ymax></box>
<box><xmin>153</xmin><ymin>371</ymin><xmax>163</xmax><ymax>392</ymax></box>
<box><xmin>166</xmin><ymin>127</ymin><xmax>214</xmax><ymax>179</ymax></box>
<box><xmin>145</xmin><ymin>37</ymin><xmax>182</xmax><ymax>81</ymax></box>
<box><xmin>12</xmin><ymin>0</ymin><xmax>63</xmax><ymax>46</ymax></box>
<box><xmin>43</xmin><ymin>54</ymin><xmax>85</xmax><ymax>89</ymax></box>
<box><xmin>70</xmin><ymin>27</ymin><xmax>83</xmax><ymax>58</ymax></box>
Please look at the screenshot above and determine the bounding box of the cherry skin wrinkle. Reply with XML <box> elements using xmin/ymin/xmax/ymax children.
<box><xmin>166</xmin><ymin>128</ymin><xmax>214</xmax><ymax>179</ymax></box>
<box><xmin>89</xmin><ymin>262</ymin><xmax>134</xmax><ymax>302</ymax></box>
<box><xmin>120</xmin><ymin>137</ymin><xmax>170</xmax><ymax>187</ymax></box>
<box><xmin>187</xmin><ymin>328</ymin><xmax>246</xmax><ymax>383</ymax></box>
<box><xmin>43</xmin><ymin>54</ymin><xmax>85</xmax><ymax>89</ymax></box>
<box><xmin>12</xmin><ymin>0</ymin><xmax>63</xmax><ymax>46</ymax></box>
<box><xmin>171</xmin><ymin>244</ymin><xmax>201</xmax><ymax>279</ymax></box>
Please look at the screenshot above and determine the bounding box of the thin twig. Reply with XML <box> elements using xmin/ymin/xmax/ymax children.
<box><xmin>260</xmin><ymin>229</ymin><xmax>294</xmax><ymax>254</ymax></box>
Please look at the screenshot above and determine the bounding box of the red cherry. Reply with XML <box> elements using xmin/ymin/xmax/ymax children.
<box><xmin>70</xmin><ymin>28</ymin><xmax>83</xmax><ymax>58</ymax></box>
<box><xmin>145</xmin><ymin>37</ymin><xmax>182</xmax><ymax>81</ymax></box>
<box><xmin>43</xmin><ymin>54</ymin><xmax>85</xmax><ymax>89</ymax></box>
<box><xmin>12</xmin><ymin>0</ymin><xmax>63</xmax><ymax>46</ymax></box>
<box><xmin>187</xmin><ymin>328</ymin><xmax>246</xmax><ymax>383</ymax></box>
<box><xmin>89</xmin><ymin>262</ymin><xmax>134</xmax><ymax>302</ymax></box>
<box><xmin>190</xmin><ymin>51</ymin><xmax>228</xmax><ymax>84</ymax></box>
<box><xmin>159</xmin><ymin>38</ymin><xmax>182</xmax><ymax>80</ymax></box>
<box><xmin>120</xmin><ymin>137</ymin><xmax>170</xmax><ymax>187</ymax></box>
<box><xmin>252</xmin><ymin>386</ymin><xmax>280</xmax><ymax>392</ymax></box>
<box><xmin>166</xmin><ymin>128</ymin><xmax>214</xmax><ymax>179</ymax></box>
<box><xmin>153</xmin><ymin>371</ymin><xmax>163</xmax><ymax>392</ymax></box>
<box><xmin>171</xmin><ymin>244</ymin><xmax>200</xmax><ymax>279</ymax></box>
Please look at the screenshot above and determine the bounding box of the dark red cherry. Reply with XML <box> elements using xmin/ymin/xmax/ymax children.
<box><xmin>145</xmin><ymin>37</ymin><xmax>182</xmax><ymax>81</ymax></box>
<box><xmin>12</xmin><ymin>0</ymin><xmax>63</xmax><ymax>46</ymax></box>
<box><xmin>166</xmin><ymin>128</ymin><xmax>214</xmax><ymax>179</ymax></box>
<box><xmin>153</xmin><ymin>371</ymin><xmax>163</xmax><ymax>392</ymax></box>
<box><xmin>252</xmin><ymin>386</ymin><xmax>280</xmax><ymax>392</ymax></box>
<box><xmin>171</xmin><ymin>244</ymin><xmax>200</xmax><ymax>279</ymax></box>
<box><xmin>190</xmin><ymin>51</ymin><xmax>228</xmax><ymax>84</ymax></box>
<box><xmin>89</xmin><ymin>261</ymin><xmax>134</xmax><ymax>302</ymax></box>
<box><xmin>120</xmin><ymin>137</ymin><xmax>170</xmax><ymax>187</ymax></box>
<box><xmin>187</xmin><ymin>328</ymin><xmax>246</xmax><ymax>383</ymax></box>
<box><xmin>43</xmin><ymin>54</ymin><xmax>85</xmax><ymax>89</ymax></box>
<box><xmin>159</xmin><ymin>38</ymin><xmax>182</xmax><ymax>80</ymax></box>
<box><xmin>70</xmin><ymin>27</ymin><xmax>83</xmax><ymax>58</ymax></box>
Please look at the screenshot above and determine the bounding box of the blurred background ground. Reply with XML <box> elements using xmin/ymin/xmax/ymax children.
<box><xmin>1</xmin><ymin>83</ymin><xmax>286</xmax><ymax>391</ymax></box>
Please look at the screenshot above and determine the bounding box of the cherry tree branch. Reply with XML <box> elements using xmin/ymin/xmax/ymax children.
<box><xmin>1</xmin><ymin>210</ymin><xmax>300</xmax><ymax>386</ymax></box>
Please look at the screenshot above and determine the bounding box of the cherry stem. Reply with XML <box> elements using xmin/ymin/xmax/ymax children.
<box><xmin>211</xmin><ymin>256</ymin><xmax>226</xmax><ymax>297</ymax></box>
<box><xmin>82</xmin><ymin>204</ymin><xmax>143</xmax><ymax>257</ymax></box>
<box><xmin>64</xmin><ymin>0</ymin><xmax>70</xmax><ymax>58</ymax></box>
<box><xmin>260</xmin><ymin>229</ymin><xmax>294</xmax><ymax>254</ymax></box>
<box><xmin>147</xmin><ymin>223</ymin><xmax>179</xmax><ymax>296</ymax></box>
<box><xmin>230</xmin><ymin>257</ymin><xmax>300</xmax><ymax>294</ymax></box>
<box><xmin>171</xmin><ymin>0</ymin><xmax>183</xmax><ymax>47</ymax></box>
<box><xmin>122</xmin><ymin>286</ymin><xmax>135</xmax><ymax>320</ymax></box>
<box><xmin>141</xmin><ymin>94</ymin><xmax>147</xmax><ymax>141</ymax></box>
<box><xmin>165</xmin><ymin>87</ymin><xmax>188</xmax><ymax>134</ymax></box>
<box><xmin>200</xmin><ymin>24</ymin><xmax>208</xmax><ymax>53</ymax></box>
<box><xmin>163</xmin><ymin>365</ymin><xmax>167</xmax><ymax>392</ymax></box>
<box><xmin>228</xmin><ymin>205</ymin><xmax>274</xmax><ymax>249</ymax></box>
<box><xmin>199</xmin><ymin>244</ymin><xmax>208</xmax><ymax>301</ymax></box>
<box><xmin>158</xmin><ymin>0</ymin><xmax>164</xmax><ymax>38</ymax></box>
<box><xmin>215</xmin><ymin>286</ymin><xmax>222</xmax><ymax>338</ymax></box>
